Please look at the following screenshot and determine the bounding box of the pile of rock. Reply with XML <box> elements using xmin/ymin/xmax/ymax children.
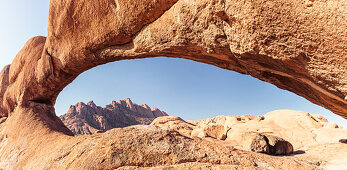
<box><xmin>150</xmin><ymin>110</ymin><xmax>345</xmax><ymax>156</ymax></box>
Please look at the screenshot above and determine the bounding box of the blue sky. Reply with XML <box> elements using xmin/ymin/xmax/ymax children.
<box><xmin>0</xmin><ymin>1</ymin><xmax>346</xmax><ymax>126</ymax></box>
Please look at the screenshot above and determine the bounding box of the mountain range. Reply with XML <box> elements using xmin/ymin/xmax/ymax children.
<box><xmin>60</xmin><ymin>98</ymin><xmax>168</xmax><ymax>135</ymax></box>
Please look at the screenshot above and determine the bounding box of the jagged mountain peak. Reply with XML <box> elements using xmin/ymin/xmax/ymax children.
<box><xmin>60</xmin><ymin>98</ymin><xmax>168</xmax><ymax>135</ymax></box>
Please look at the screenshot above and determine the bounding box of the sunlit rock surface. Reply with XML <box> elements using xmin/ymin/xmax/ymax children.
<box><xmin>0</xmin><ymin>0</ymin><xmax>346</xmax><ymax>169</ymax></box>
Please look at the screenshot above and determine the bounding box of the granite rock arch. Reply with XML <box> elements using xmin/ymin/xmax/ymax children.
<box><xmin>0</xmin><ymin>0</ymin><xmax>346</xmax><ymax>168</ymax></box>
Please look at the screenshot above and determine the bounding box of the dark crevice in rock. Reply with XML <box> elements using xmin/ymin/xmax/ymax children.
<box><xmin>30</xmin><ymin>98</ymin><xmax>53</xmax><ymax>105</ymax></box>
<box><xmin>46</xmin><ymin>49</ymin><xmax>56</xmax><ymax>77</ymax></box>
<box><xmin>0</xmin><ymin>117</ymin><xmax>7</xmax><ymax>124</ymax></box>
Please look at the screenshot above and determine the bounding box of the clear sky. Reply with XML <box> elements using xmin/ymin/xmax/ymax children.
<box><xmin>0</xmin><ymin>1</ymin><xmax>346</xmax><ymax>127</ymax></box>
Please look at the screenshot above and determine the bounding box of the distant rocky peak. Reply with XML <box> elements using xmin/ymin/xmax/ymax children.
<box><xmin>125</xmin><ymin>98</ymin><xmax>132</xmax><ymax>103</ymax></box>
<box><xmin>125</xmin><ymin>98</ymin><xmax>136</xmax><ymax>112</ymax></box>
<box><xmin>67</xmin><ymin>105</ymin><xmax>77</xmax><ymax>113</ymax></box>
<box><xmin>141</xmin><ymin>104</ymin><xmax>151</xmax><ymax>110</ymax></box>
<box><xmin>152</xmin><ymin>108</ymin><xmax>168</xmax><ymax>117</ymax></box>
<box><xmin>152</xmin><ymin>108</ymin><xmax>159</xmax><ymax>111</ymax></box>
<box><xmin>76</xmin><ymin>102</ymin><xmax>86</xmax><ymax>108</ymax></box>
<box><xmin>111</xmin><ymin>100</ymin><xmax>117</xmax><ymax>106</ymax></box>
<box><xmin>87</xmin><ymin>101</ymin><xmax>97</xmax><ymax>108</ymax></box>
<box><xmin>60</xmin><ymin>98</ymin><xmax>169</xmax><ymax>135</ymax></box>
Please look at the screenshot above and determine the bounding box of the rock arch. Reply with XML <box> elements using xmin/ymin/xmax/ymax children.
<box><xmin>0</xmin><ymin>0</ymin><xmax>346</xmax><ymax>168</ymax></box>
<box><xmin>1</xmin><ymin>0</ymin><xmax>346</xmax><ymax>120</ymax></box>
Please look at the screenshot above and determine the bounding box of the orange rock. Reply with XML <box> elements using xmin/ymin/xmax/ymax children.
<box><xmin>150</xmin><ymin>116</ymin><xmax>195</xmax><ymax>137</ymax></box>
<box><xmin>241</xmin><ymin>132</ymin><xmax>293</xmax><ymax>155</ymax></box>
<box><xmin>0</xmin><ymin>65</ymin><xmax>9</xmax><ymax>117</ymax></box>
<box><xmin>0</xmin><ymin>0</ymin><xmax>346</xmax><ymax>168</ymax></box>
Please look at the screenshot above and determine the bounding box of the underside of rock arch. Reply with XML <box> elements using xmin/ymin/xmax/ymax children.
<box><xmin>0</xmin><ymin>0</ymin><xmax>346</xmax><ymax>169</ymax></box>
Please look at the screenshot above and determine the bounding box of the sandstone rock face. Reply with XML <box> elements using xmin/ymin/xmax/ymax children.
<box><xmin>60</xmin><ymin>98</ymin><xmax>168</xmax><ymax>135</ymax></box>
<box><xmin>0</xmin><ymin>0</ymin><xmax>346</xmax><ymax>169</ymax></box>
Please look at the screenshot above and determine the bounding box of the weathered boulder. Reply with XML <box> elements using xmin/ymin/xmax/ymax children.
<box><xmin>202</xmin><ymin>124</ymin><xmax>227</xmax><ymax>140</ymax></box>
<box><xmin>242</xmin><ymin>132</ymin><xmax>293</xmax><ymax>155</ymax></box>
<box><xmin>266</xmin><ymin>135</ymin><xmax>294</xmax><ymax>155</ymax></box>
<box><xmin>242</xmin><ymin>132</ymin><xmax>270</xmax><ymax>154</ymax></box>
<box><xmin>191</xmin><ymin>119</ymin><xmax>229</xmax><ymax>140</ymax></box>
<box><xmin>225</xmin><ymin>110</ymin><xmax>347</xmax><ymax>149</ymax></box>
<box><xmin>197</xmin><ymin>115</ymin><xmax>240</xmax><ymax>129</ymax></box>
<box><xmin>150</xmin><ymin>116</ymin><xmax>195</xmax><ymax>136</ymax></box>
<box><xmin>191</xmin><ymin>128</ymin><xmax>206</xmax><ymax>138</ymax></box>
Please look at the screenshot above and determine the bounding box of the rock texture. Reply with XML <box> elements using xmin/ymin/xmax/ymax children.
<box><xmin>0</xmin><ymin>65</ymin><xmax>10</xmax><ymax>117</ymax></box>
<box><xmin>241</xmin><ymin>132</ymin><xmax>270</xmax><ymax>154</ymax></box>
<box><xmin>241</xmin><ymin>132</ymin><xmax>293</xmax><ymax>155</ymax></box>
<box><xmin>223</xmin><ymin>110</ymin><xmax>347</xmax><ymax>149</ymax></box>
<box><xmin>150</xmin><ymin>110</ymin><xmax>347</xmax><ymax>151</ymax></box>
<box><xmin>147</xmin><ymin>110</ymin><xmax>347</xmax><ymax>169</ymax></box>
<box><xmin>150</xmin><ymin>116</ymin><xmax>195</xmax><ymax>137</ymax></box>
<box><xmin>0</xmin><ymin>0</ymin><xmax>346</xmax><ymax>120</ymax></box>
<box><xmin>0</xmin><ymin>116</ymin><xmax>321</xmax><ymax>169</ymax></box>
<box><xmin>60</xmin><ymin>98</ymin><xmax>168</xmax><ymax>135</ymax></box>
<box><xmin>0</xmin><ymin>0</ymin><xmax>346</xmax><ymax>169</ymax></box>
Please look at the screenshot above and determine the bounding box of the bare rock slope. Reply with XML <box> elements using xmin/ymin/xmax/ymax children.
<box><xmin>162</xmin><ymin>110</ymin><xmax>346</xmax><ymax>150</ymax></box>
<box><xmin>60</xmin><ymin>98</ymin><xmax>167</xmax><ymax>135</ymax></box>
<box><xmin>151</xmin><ymin>110</ymin><xmax>347</xmax><ymax>169</ymax></box>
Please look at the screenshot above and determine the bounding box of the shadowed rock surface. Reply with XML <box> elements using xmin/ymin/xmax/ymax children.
<box><xmin>60</xmin><ymin>98</ymin><xmax>167</xmax><ymax>135</ymax></box>
<box><xmin>0</xmin><ymin>0</ymin><xmax>346</xmax><ymax>169</ymax></box>
<box><xmin>241</xmin><ymin>132</ymin><xmax>294</xmax><ymax>155</ymax></box>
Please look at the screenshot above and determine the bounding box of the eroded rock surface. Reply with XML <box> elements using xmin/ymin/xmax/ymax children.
<box><xmin>241</xmin><ymin>132</ymin><xmax>294</xmax><ymax>155</ymax></box>
<box><xmin>0</xmin><ymin>65</ymin><xmax>10</xmax><ymax>117</ymax></box>
<box><xmin>150</xmin><ymin>116</ymin><xmax>195</xmax><ymax>137</ymax></box>
<box><xmin>0</xmin><ymin>120</ymin><xmax>320</xmax><ymax>169</ymax></box>
<box><xmin>0</xmin><ymin>0</ymin><xmax>346</xmax><ymax>119</ymax></box>
<box><xmin>242</xmin><ymin>132</ymin><xmax>270</xmax><ymax>154</ymax></box>
<box><xmin>151</xmin><ymin>110</ymin><xmax>346</xmax><ymax>152</ymax></box>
